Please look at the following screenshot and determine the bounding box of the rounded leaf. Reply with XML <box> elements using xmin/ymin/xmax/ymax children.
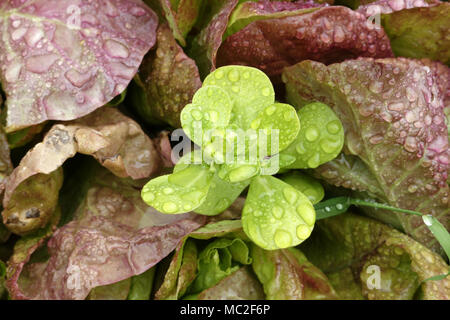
<box><xmin>203</xmin><ymin>66</ymin><xmax>275</xmax><ymax>128</ymax></box>
<box><xmin>279</xmin><ymin>171</ymin><xmax>324</xmax><ymax>204</ymax></box>
<box><xmin>242</xmin><ymin>176</ymin><xmax>316</xmax><ymax>250</ymax></box>
<box><xmin>282</xmin><ymin>102</ymin><xmax>344</xmax><ymax>169</ymax></box>
<box><xmin>142</xmin><ymin>163</ymin><xmax>214</xmax><ymax>214</ymax></box>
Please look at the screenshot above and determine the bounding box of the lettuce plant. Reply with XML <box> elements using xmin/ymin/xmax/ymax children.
<box><xmin>141</xmin><ymin>65</ymin><xmax>345</xmax><ymax>250</ymax></box>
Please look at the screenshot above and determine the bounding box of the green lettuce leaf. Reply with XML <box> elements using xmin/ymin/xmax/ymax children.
<box><xmin>282</xmin><ymin>58</ymin><xmax>450</xmax><ymax>252</ymax></box>
<box><xmin>301</xmin><ymin>212</ymin><xmax>450</xmax><ymax>299</ymax></box>
<box><xmin>381</xmin><ymin>3</ymin><xmax>450</xmax><ymax>65</ymax></box>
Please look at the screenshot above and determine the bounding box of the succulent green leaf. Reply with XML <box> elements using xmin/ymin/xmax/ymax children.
<box><xmin>252</xmin><ymin>103</ymin><xmax>300</xmax><ymax>154</ymax></box>
<box><xmin>279</xmin><ymin>171</ymin><xmax>325</xmax><ymax>204</ymax></box>
<box><xmin>181</xmin><ymin>85</ymin><xmax>233</xmax><ymax>147</ymax></box>
<box><xmin>282</xmin><ymin>102</ymin><xmax>344</xmax><ymax>169</ymax></box>
<box><xmin>218</xmin><ymin>163</ymin><xmax>260</xmax><ymax>183</ymax></box>
<box><xmin>203</xmin><ymin>66</ymin><xmax>275</xmax><ymax>129</ymax></box>
<box><xmin>141</xmin><ymin>163</ymin><xmax>214</xmax><ymax>214</ymax></box>
<box><xmin>242</xmin><ymin>176</ymin><xmax>315</xmax><ymax>250</ymax></box>
<box><xmin>194</xmin><ymin>174</ymin><xmax>250</xmax><ymax>216</ymax></box>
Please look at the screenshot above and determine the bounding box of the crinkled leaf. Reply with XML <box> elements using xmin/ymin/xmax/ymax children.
<box><xmin>0</xmin><ymin>260</ymin><xmax>6</xmax><ymax>299</ymax></box>
<box><xmin>189</xmin><ymin>0</ymin><xmax>238</xmax><ymax>78</ymax></box>
<box><xmin>217</xmin><ymin>6</ymin><xmax>393</xmax><ymax>82</ymax></box>
<box><xmin>6</xmin><ymin>168</ymin><xmax>205</xmax><ymax>300</ymax></box>
<box><xmin>3</xmin><ymin>107</ymin><xmax>162</xmax><ymax>216</ymax></box>
<box><xmin>154</xmin><ymin>239</ymin><xmax>198</xmax><ymax>300</ymax></box>
<box><xmin>224</xmin><ymin>0</ymin><xmax>324</xmax><ymax>39</ymax></box>
<box><xmin>356</xmin><ymin>0</ymin><xmax>440</xmax><ymax>17</ymax></box>
<box><xmin>301</xmin><ymin>213</ymin><xmax>450</xmax><ymax>299</ymax></box>
<box><xmin>141</xmin><ymin>162</ymin><xmax>214</xmax><ymax>214</ymax></box>
<box><xmin>279</xmin><ymin>171</ymin><xmax>325</xmax><ymax>204</ymax></box>
<box><xmin>281</xmin><ymin>102</ymin><xmax>344</xmax><ymax>169</ymax></box>
<box><xmin>381</xmin><ymin>3</ymin><xmax>450</xmax><ymax>66</ymax></box>
<box><xmin>145</xmin><ymin>0</ymin><xmax>202</xmax><ymax>45</ymax></box>
<box><xmin>242</xmin><ymin>176</ymin><xmax>315</xmax><ymax>250</ymax></box>
<box><xmin>2</xmin><ymin>168</ymin><xmax>63</xmax><ymax>236</ymax></box>
<box><xmin>282</xmin><ymin>58</ymin><xmax>450</xmax><ymax>252</ymax></box>
<box><xmin>251</xmin><ymin>245</ymin><xmax>338</xmax><ymax>300</ymax></box>
<box><xmin>0</xmin><ymin>129</ymin><xmax>13</xmax><ymax>196</ymax></box>
<box><xmin>196</xmin><ymin>266</ymin><xmax>265</xmax><ymax>300</ymax></box>
<box><xmin>0</xmin><ymin>0</ymin><xmax>158</xmax><ymax>132</ymax></box>
<box><xmin>188</xmin><ymin>237</ymin><xmax>251</xmax><ymax>294</ymax></box>
<box><xmin>132</xmin><ymin>23</ymin><xmax>202</xmax><ymax>127</ymax></box>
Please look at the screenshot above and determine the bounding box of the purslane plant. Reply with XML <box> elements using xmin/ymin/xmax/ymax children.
<box><xmin>141</xmin><ymin>65</ymin><xmax>345</xmax><ymax>250</ymax></box>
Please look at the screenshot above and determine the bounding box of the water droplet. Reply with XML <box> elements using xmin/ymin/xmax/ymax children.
<box><xmin>214</xmin><ymin>70</ymin><xmax>224</xmax><ymax>79</ymax></box>
<box><xmin>369</xmin><ymin>81</ymin><xmax>383</xmax><ymax>94</ymax></box>
<box><xmin>283</xmin><ymin>111</ymin><xmax>294</xmax><ymax>121</ymax></box>
<box><xmin>320</xmin><ymin>138</ymin><xmax>340</xmax><ymax>154</ymax></box>
<box><xmin>163</xmin><ymin>187</ymin><xmax>174</xmax><ymax>195</ymax></box>
<box><xmin>104</xmin><ymin>39</ymin><xmax>130</xmax><ymax>58</ymax></box>
<box><xmin>297</xmin><ymin>203</ymin><xmax>315</xmax><ymax>225</ymax></box>
<box><xmin>272</xmin><ymin>206</ymin><xmax>284</xmax><ymax>219</ymax></box>
<box><xmin>253</xmin><ymin>210</ymin><xmax>262</xmax><ymax>217</ymax></box>
<box><xmin>296</xmin><ymin>143</ymin><xmax>306</xmax><ymax>155</ymax></box>
<box><xmin>228</xmin><ymin>165</ymin><xmax>258</xmax><ymax>182</ymax></box>
<box><xmin>262</xmin><ymin>87</ymin><xmax>271</xmax><ymax>97</ymax></box>
<box><xmin>11</xmin><ymin>27</ymin><xmax>27</xmax><ymax>41</ymax></box>
<box><xmin>305</xmin><ymin>126</ymin><xmax>319</xmax><ymax>142</ymax></box>
<box><xmin>25</xmin><ymin>27</ymin><xmax>44</xmax><ymax>47</ymax></box>
<box><xmin>407</xmin><ymin>184</ymin><xmax>418</xmax><ymax>193</ymax></box>
<box><xmin>4</xmin><ymin>61</ymin><xmax>22</xmax><ymax>83</ymax></box>
<box><xmin>334</xmin><ymin>26</ymin><xmax>345</xmax><ymax>43</ymax></box>
<box><xmin>251</xmin><ymin>119</ymin><xmax>261</xmax><ymax>129</ymax></box>
<box><xmin>406</xmin><ymin>87</ymin><xmax>417</xmax><ymax>102</ymax></box>
<box><xmin>65</xmin><ymin>69</ymin><xmax>92</xmax><ymax>88</ymax></box>
<box><xmin>274</xmin><ymin>229</ymin><xmax>292</xmax><ymax>248</ymax></box>
<box><xmin>209</xmin><ymin>110</ymin><xmax>218</xmax><ymax>122</ymax></box>
<box><xmin>369</xmin><ymin>134</ymin><xmax>383</xmax><ymax>145</ymax></box>
<box><xmin>326</xmin><ymin>120</ymin><xmax>341</xmax><ymax>134</ymax></box>
<box><xmin>228</xmin><ymin>69</ymin><xmax>240</xmax><ymax>82</ymax></box>
<box><xmin>265</xmin><ymin>106</ymin><xmax>276</xmax><ymax>116</ymax></box>
<box><xmin>296</xmin><ymin>224</ymin><xmax>311</xmax><ymax>240</ymax></box>
<box><xmin>336</xmin><ymin>203</ymin><xmax>344</xmax><ymax>210</ymax></box>
<box><xmin>388</xmin><ymin>103</ymin><xmax>404</xmax><ymax>112</ymax></box>
<box><xmin>142</xmin><ymin>192</ymin><xmax>155</xmax><ymax>202</ymax></box>
<box><xmin>192</xmin><ymin>110</ymin><xmax>202</xmax><ymax>120</ymax></box>
<box><xmin>404</xmin><ymin>136</ymin><xmax>418</xmax><ymax>152</ymax></box>
<box><xmin>283</xmin><ymin>188</ymin><xmax>298</xmax><ymax>205</ymax></box>
<box><xmin>25</xmin><ymin>53</ymin><xmax>58</xmax><ymax>73</ymax></box>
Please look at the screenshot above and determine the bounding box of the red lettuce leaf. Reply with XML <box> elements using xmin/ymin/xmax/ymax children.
<box><xmin>3</xmin><ymin>107</ymin><xmax>163</xmax><ymax>214</ymax></box>
<box><xmin>283</xmin><ymin>58</ymin><xmax>450</xmax><ymax>252</ymax></box>
<box><xmin>356</xmin><ymin>0</ymin><xmax>440</xmax><ymax>17</ymax></box>
<box><xmin>6</xmin><ymin>168</ymin><xmax>205</xmax><ymax>300</ymax></box>
<box><xmin>217</xmin><ymin>6</ymin><xmax>393</xmax><ymax>82</ymax></box>
<box><xmin>189</xmin><ymin>0</ymin><xmax>238</xmax><ymax>78</ymax></box>
<box><xmin>131</xmin><ymin>23</ymin><xmax>202</xmax><ymax>127</ymax></box>
<box><xmin>0</xmin><ymin>0</ymin><xmax>158</xmax><ymax>132</ymax></box>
